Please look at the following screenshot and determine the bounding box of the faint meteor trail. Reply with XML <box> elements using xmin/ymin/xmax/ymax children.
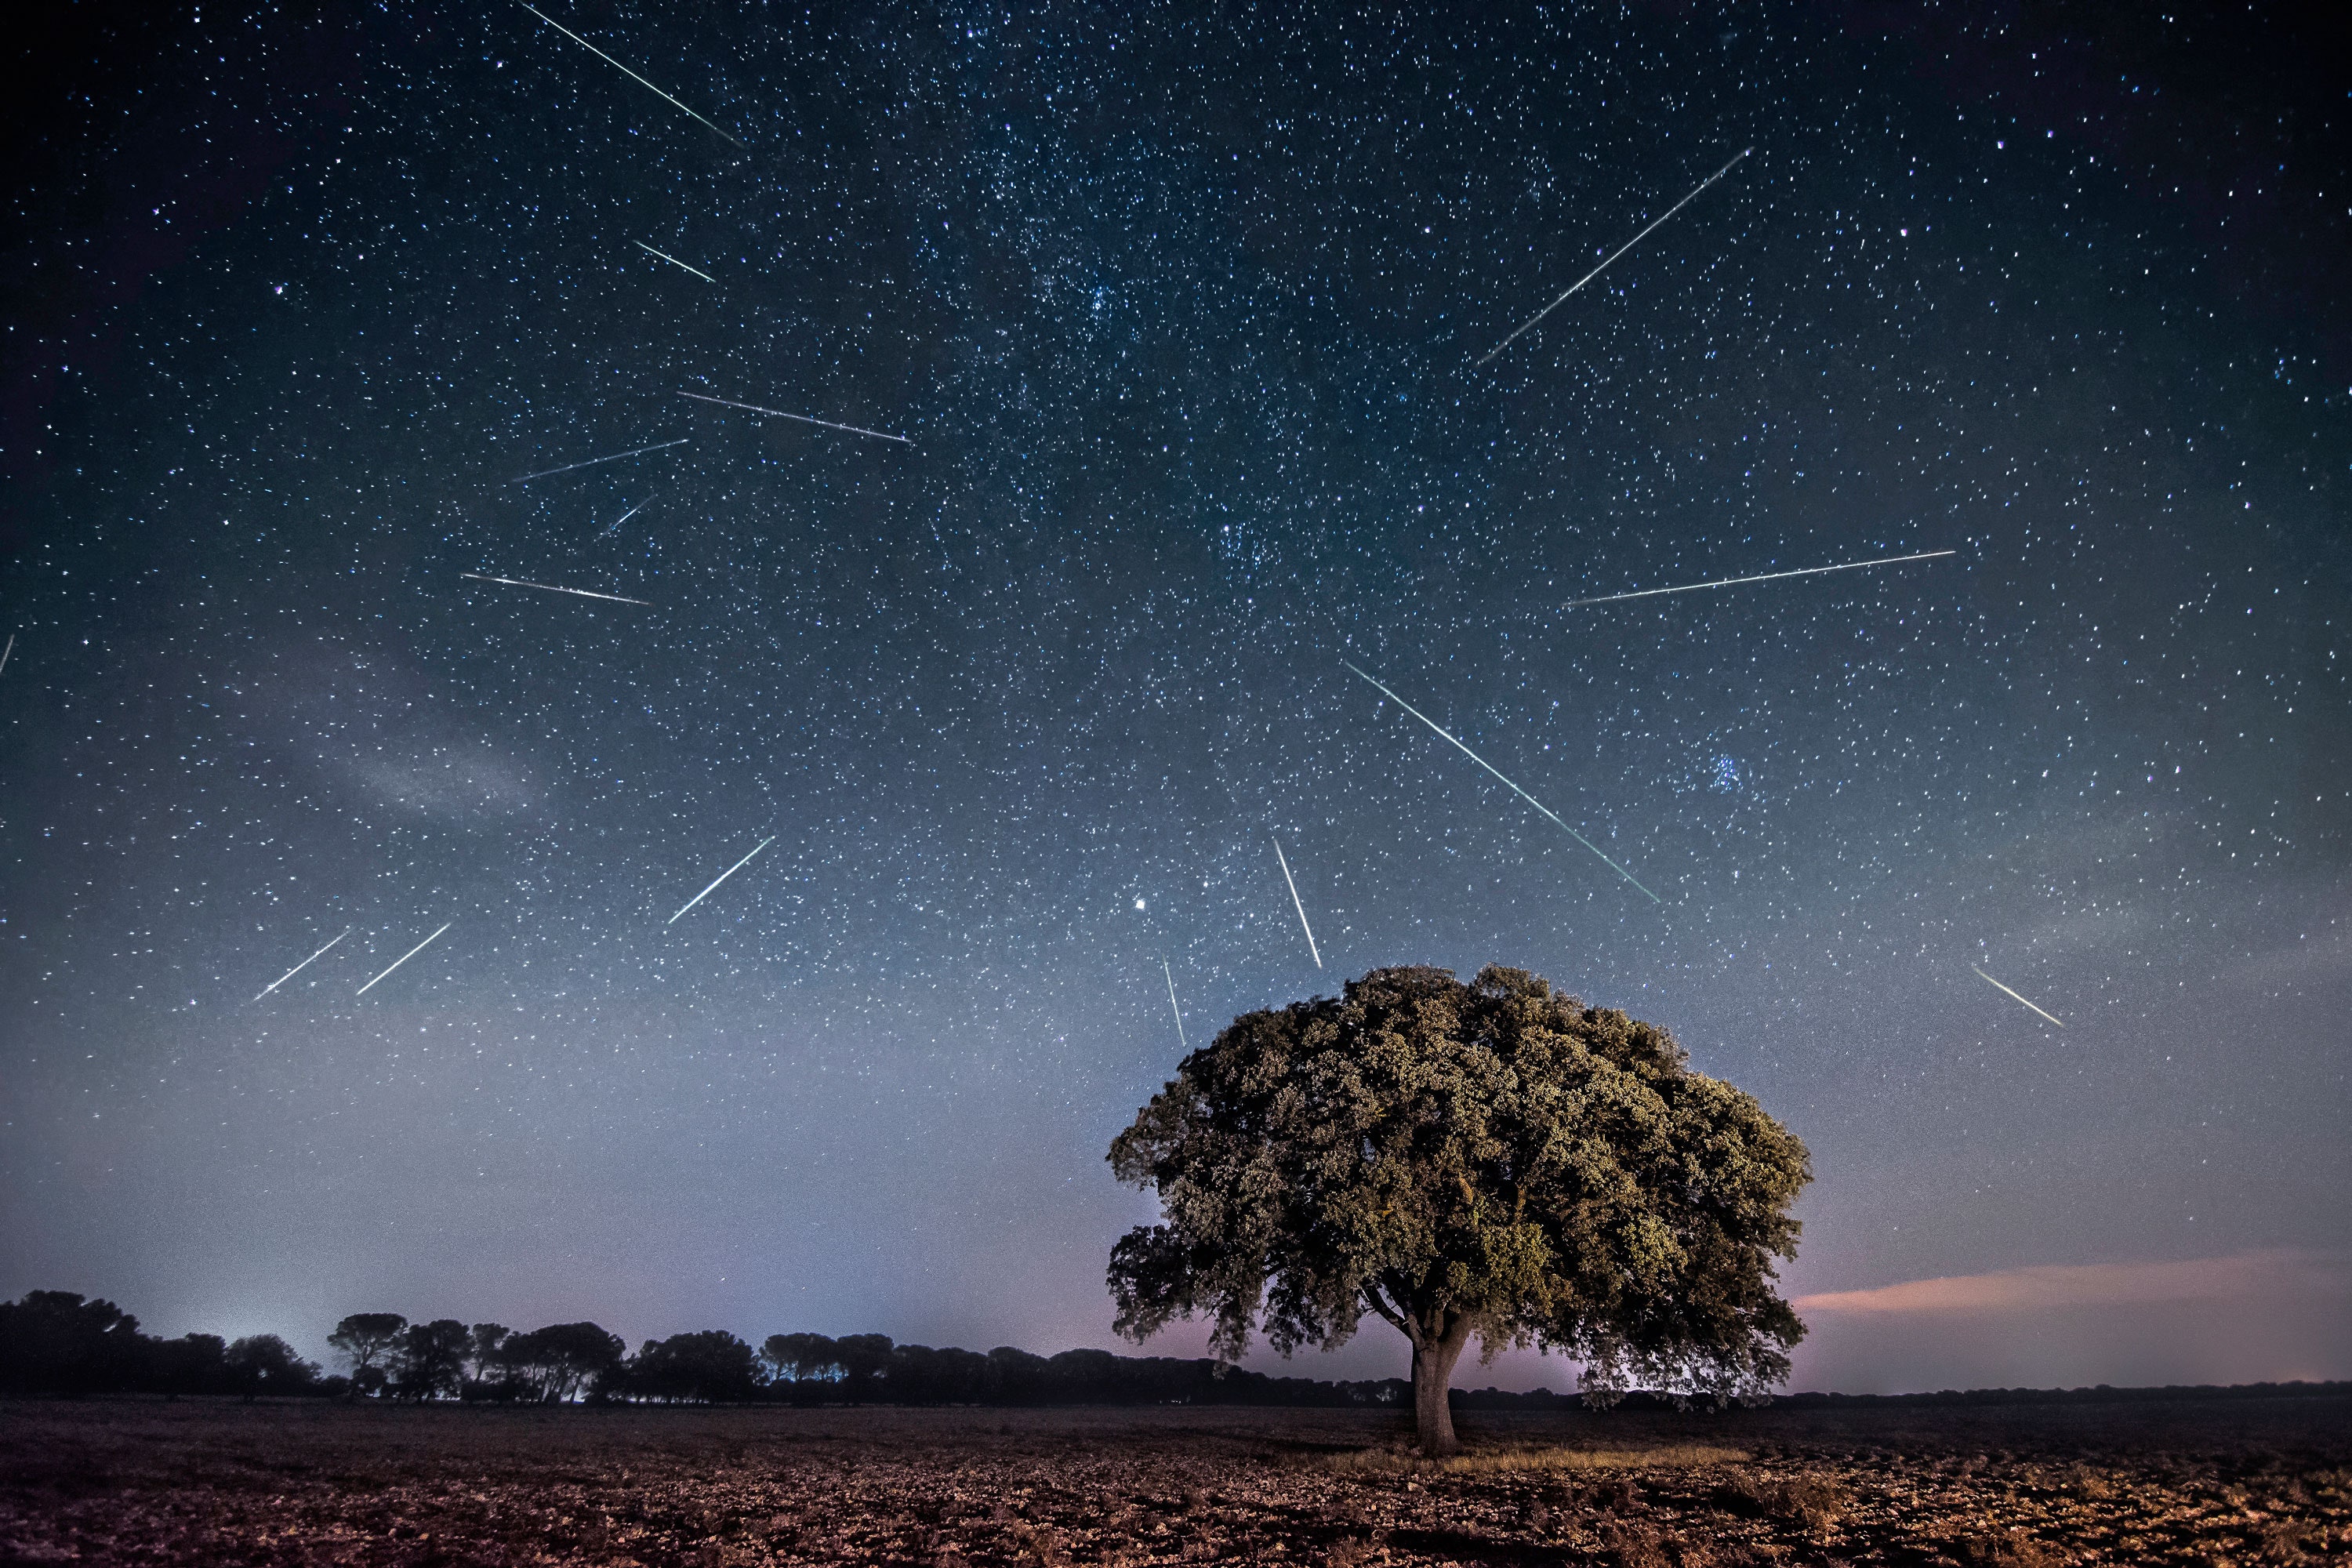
<box><xmin>461</xmin><ymin>572</ymin><xmax>651</xmax><ymax>607</ymax></box>
<box><xmin>516</xmin><ymin>2</ymin><xmax>741</xmax><ymax>144</ymax></box>
<box><xmin>253</xmin><ymin>928</ymin><xmax>350</xmax><ymax>1002</ymax></box>
<box><xmin>0</xmin><ymin>633</ymin><xmax>13</xmax><ymax>676</ymax></box>
<box><xmin>600</xmin><ymin>499</ymin><xmax>650</xmax><ymax>537</ymax></box>
<box><xmin>510</xmin><ymin>437</ymin><xmax>688</xmax><ymax>483</ymax></box>
<box><xmin>677</xmin><ymin>390</ymin><xmax>913</xmax><ymax>445</ymax></box>
<box><xmin>667</xmin><ymin>837</ymin><xmax>775</xmax><ymax>924</ymax></box>
<box><xmin>1973</xmin><ymin>965</ymin><xmax>2065</xmax><ymax>1027</ymax></box>
<box><xmin>357</xmin><ymin>924</ymin><xmax>452</xmax><ymax>996</ymax></box>
<box><xmin>1163</xmin><ymin>960</ymin><xmax>1189</xmax><ymax>1051</ymax></box>
<box><xmin>636</xmin><ymin>241</ymin><xmax>713</xmax><ymax>282</ymax></box>
<box><xmin>1476</xmin><ymin>147</ymin><xmax>1751</xmax><ymax>367</ymax></box>
<box><xmin>1566</xmin><ymin>550</ymin><xmax>1957</xmax><ymax>607</ymax></box>
<box><xmin>1272</xmin><ymin>838</ymin><xmax>1323</xmax><ymax>969</ymax></box>
<box><xmin>1341</xmin><ymin>660</ymin><xmax>1661</xmax><ymax>903</ymax></box>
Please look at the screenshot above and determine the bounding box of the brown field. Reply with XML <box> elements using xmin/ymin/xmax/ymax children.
<box><xmin>2</xmin><ymin>1395</ymin><xmax>2346</xmax><ymax>1566</ymax></box>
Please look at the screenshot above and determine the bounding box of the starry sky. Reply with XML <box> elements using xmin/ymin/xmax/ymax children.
<box><xmin>4</xmin><ymin>1</ymin><xmax>2347</xmax><ymax>1396</ymax></box>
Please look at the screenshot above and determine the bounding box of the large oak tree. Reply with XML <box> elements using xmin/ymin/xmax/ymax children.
<box><xmin>1108</xmin><ymin>965</ymin><xmax>1812</xmax><ymax>1453</ymax></box>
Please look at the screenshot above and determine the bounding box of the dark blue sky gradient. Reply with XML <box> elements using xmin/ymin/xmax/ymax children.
<box><xmin>3</xmin><ymin>1</ymin><xmax>2346</xmax><ymax>1393</ymax></box>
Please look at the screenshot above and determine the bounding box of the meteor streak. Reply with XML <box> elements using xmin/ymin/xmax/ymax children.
<box><xmin>1566</xmin><ymin>550</ymin><xmax>1957</xmax><ymax>607</ymax></box>
<box><xmin>357</xmin><ymin>924</ymin><xmax>452</xmax><ymax>996</ymax></box>
<box><xmin>636</xmin><ymin>241</ymin><xmax>713</xmax><ymax>282</ymax></box>
<box><xmin>667</xmin><ymin>837</ymin><xmax>774</xmax><ymax>924</ymax></box>
<box><xmin>1341</xmin><ymin>660</ymin><xmax>1661</xmax><ymax>903</ymax></box>
<box><xmin>0</xmin><ymin>633</ymin><xmax>13</xmax><ymax>676</ymax></box>
<box><xmin>677</xmin><ymin>390</ymin><xmax>913</xmax><ymax>445</ymax></box>
<box><xmin>1163</xmin><ymin>960</ymin><xmax>1189</xmax><ymax>1051</ymax></box>
<box><xmin>253</xmin><ymin>928</ymin><xmax>350</xmax><ymax>1002</ymax></box>
<box><xmin>517</xmin><ymin>2</ymin><xmax>741</xmax><ymax>144</ymax></box>
<box><xmin>461</xmin><ymin>572</ymin><xmax>651</xmax><ymax>606</ymax></box>
<box><xmin>510</xmin><ymin>437</ymin><xmax>688</xmax><ymax>483</ymax></box>
<box><xmin>1272</xmin><ymin>837</ymin><xmax>1323</xmax><ymax>968</ymax></box>
<box><xmin>1477</xmin><ymin>147</ymin><xmax>1751</xmax><ymax>366</ymax></box>
<box><xmin>599</xmin><ymin>499</ymin><xmax>649</xmax><ymax>537</ymax></box>
<box><xmin>1973</xmin><ymin>965</ymin><xmax>2064</xmax><ymax>1028</ymax></box>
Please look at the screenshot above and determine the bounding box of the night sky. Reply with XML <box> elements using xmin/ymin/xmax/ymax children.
<box><xmin>4</xmin><ymin>2</ymin><xmax>2347</xmax><ymax>1396</ymax></box>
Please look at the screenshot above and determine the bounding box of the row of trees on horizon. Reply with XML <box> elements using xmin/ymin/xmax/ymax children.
<box><xmin>0</xmin><ymin>1290</ymin><xmax>1420</xmax><ymax>1407</ymax></box>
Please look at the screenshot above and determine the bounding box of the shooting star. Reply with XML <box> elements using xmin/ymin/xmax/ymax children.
<box><xmin>599</xmin><ymin>499</ymin><xmax>650</xmax><ymax>538</ymax></box>
<box><xmin>667</xmin><ymin>837</ymin><xmax>775</xmax><ymax>924</ymax></box>
<box><xmin>1163</xmin><ymin>960</ymin><xmax>1189</xmax><ymax>1051</ymax></box>
<box><xmin>1341</xmin><ymin>660</ymin><xmax>1661</xmax><ymax>903</ymax></box>
<box><xmin>253</xmin><ymin>928</ymin><xmax>350</xmax><ymax>1002</ymax></box>
<box><xmin>636</xmin><ymin>241</ymin><xmax>714</xmax><ymax>282</ymax></box>
<box><xmin>1272</xmin><ymin>838</ymin><xmax>1323</xmax><ymax>969</ymax></box>
<box><xmin>1566</xmin><ymin>550</ymin><xmax>1957</xmax><ymax>607</ymax></box>
<box><xmin>461</xmin><ymin>572</ymin><xmax>651</xmax><ymax>607</ymax></box>
<box><xmin>0</xmin><ymin>633</ymin><xmax>13</xmax><ymax>676</ymax></box>
<box><xmin>1476</xmin><ymin>147</ymin><xmax>1751</xmax><ymax>367</ymax></box>
<box><xmin>1973</xmin><ymin>965</ymin><xmax>2065</xmax><ymax>1028</ymax></box>
<box><xmin>677</xmin><ymin>390</ymin><xmax>913</xmax><ymax>445</ymax></box>
<box><xmin>516</xmin><ymin>2</ymin><xmax>740</xmax><ymax>144</ymax></box>
<box><xmin>510</xmin><ymin>437</ymin><xmax>688</xmax><ymax>483</ymax></box>
<box><xmin>356</xmin><ymin>923</ymin><xmax>452</xmax><ymax>996</ymax></box>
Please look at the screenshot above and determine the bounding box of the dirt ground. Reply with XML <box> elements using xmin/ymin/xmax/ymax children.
<box><xmin>1</xmin><ymin>1395</ymin><xmax>2345</xmax><ymax>1566</ymax></box>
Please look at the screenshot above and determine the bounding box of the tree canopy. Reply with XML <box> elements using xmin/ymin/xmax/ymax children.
<box><xmin>1107</xmin><ymin>964</ymin><xmax>1813</xmax><ymax>1452</ymax></box>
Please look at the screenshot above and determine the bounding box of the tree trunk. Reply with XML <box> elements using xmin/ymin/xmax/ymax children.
<box><xmin>1409</xmin><ymin>1316</ymin><xmax>1475</xmax><ymax>1456</ymax></box>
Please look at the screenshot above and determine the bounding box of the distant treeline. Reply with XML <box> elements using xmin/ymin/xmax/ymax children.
<box><xmin>6</xmin><ymin>1291</ymin><xmax>2343</xmax><ymax>1410</ymax></box>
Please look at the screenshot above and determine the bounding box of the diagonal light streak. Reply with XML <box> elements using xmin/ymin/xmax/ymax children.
<box><xmin>510</xmin><ymin>437</ymin><xmax>688</xmax><ymax>483</ymax></box>
<box><xmin>255</xmin><ymin>927</ymin><xmax>350</xmax><ymax>1002</ymax></box>
<box><xmin>677</xmin><ymin>390</ymin><xmax>913</xmax><ymax>445</ymax></box>
<box><xmin>667</xmin><ymin>837</ymin><xmax>775</xmax><ymax>924</ymax></box>
<box><xmin>636</xmin><ymin>241</ymin><xmax>714</xmax><ymax>281</ymax></box>
<box><xmin>1477</xmin><ymin>147</ymin><xmax>1751</xmax><ymax>366</ymax></box>
<box><xmin>1272</xmin><ymin>838</ymin><xmax>1323</xmax><ymax>969</ymax></box>
<box><xmin>357</xmin><ymin>924</ymin><xmax>452</xmax><ymax>996</ymax></box>
<box><xmin>1163</xmin><ymin>960</ymin><xmax>1189</xmax><ymax>1051</ymax></box>
<box><xmin>460</xmin><ymin>572</ymin><xmax>652</xmax><ymax>606</ymax></box>
<box><xmin>517</xmin><ymin>2</ymin><xmax>741</xmax><ymax>144</ymax></box>
<box><xmin>1342</xmin><ymin>661</ymin><xmax>1661</xmax><ymax>903</ymax></box>
<box><xmin>1973</xmin><ymin>966</ymin><xmax>2065</xmax><ymax>1027</ymax></box>
<box><xmin>1566</xmin><ymin>550</ymin><xmax>1956</xmax><ymax>607</ymax></box>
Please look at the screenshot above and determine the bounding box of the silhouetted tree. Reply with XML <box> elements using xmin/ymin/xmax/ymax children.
<box><xmin>327</xmin><ymin>1313</ymin><xmax>408</xmax><ymax>1397</ymax></box>
<box><xmin>394</xmin><ymin>1319</ymin><xmax>470</xmax><ymax>1401</ymax></box>
<box><xmin>466</xmin><ymin>1323</ymin><xmax>511</xmax><ymax>1382</ymax></box>
<box><xmin>0</xmin><ymin>1291</ymin><xmax>151</xmax><ymax>1395</ymax></box>
<box><xmin>225</xmin><ymin>1335</ymin><xmax>319</xmax><ymax>1400</ymax></box>
<box><xmin>833</xmin><ymin>1333</ymin><xmax>895</xmax><ymax>1402</ymax></box>
<box><xmin>507</xmin><ymin>1322</ymin><xmax>625</xmax><ymax>1403</ymax></box>
<box><xmin>151</xmin><ymin>1333</ymin><xmax>230</xmax><ymax>1397</ymax></box>
<box><xmin>759</xmin><ymin>1332</ymin><xmax>841</xmax><ymax>1385</ymax></box>
<box><xmin>628</xmin><ymin>1331</ymin><xmax>763</xmax><ymax>1403</ymax></box>
<box><xmin>1108</xmin><ymin>965</ymin><xmax>1813</xmax><ymax>1454</ymax></box>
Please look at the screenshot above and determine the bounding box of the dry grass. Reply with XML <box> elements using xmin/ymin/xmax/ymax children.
<box><xmin>0</xmin><ymin>1393</ymin><xmax>2344</xmax><ymax>1565</ymax></box>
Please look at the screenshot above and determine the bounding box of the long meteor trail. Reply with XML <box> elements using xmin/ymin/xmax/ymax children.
<box><xmin>1342</xmin><ymin>661</ymin><xmax>1661</xmax><ymax>903</ymax></box>
<box><xmin>510</xmin><ymin>437</ymin><xmax>688</xmax><ymax>483</ymax></box>
<box><xmin>517</xmin><ymin>2</ymin><xmax>740</xmax><ymax>144</ymax></box>
<box><xmin>253</xmin><ymin>928</ymin><xmax>350</xmax><ymax>1002</ymax></box>
<box><xmin>677</xmin><ymin>390</ymin><xmax>913</xmax><ymax>445</ymax></box>
<box><xmin>636</xmin><ymin>241</ymin><xmax>714</xmax><ymax>282</ymax></box>
<box><xmin>461</xmin><ymin>572</ymin><xmax>652</xmax><ymax>606</ymax></box>
<box><xmin>1272</xmin><ymin>838</ymin><xmax>1323</xmax><ymax>969</ymax></box>
<box><xmin>1163</xmin><ymin>960</ymin><xmax>1189</xmax><ymax>1051</ymax></box>
<box><xmin>1477</xmin><ymin>147</ymin><xmax>1751</xmax><ymax>367</ymax></box>
<box><xmin>1973</xmin><ymin>965</ymin><xmax>2065</xmax><ymax>1028</ymax></box>
<box><xmin>1566</xmin><ymin>550</ymin><xmax>1957</xmax><ymax>607</ymax></box>
<box><xmin>667</xmin><ymin>837</ymin><xmax>774</xmax><ymax>924</ymax></box>
<box><xmin>357</xmin><ymin>924</ymin><xmax>452</xmax><ymax>996</ymax></box>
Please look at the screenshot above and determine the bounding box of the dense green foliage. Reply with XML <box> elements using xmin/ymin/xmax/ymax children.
<box><xmin>1108</xmin><ymin>964</ymin><xmax>1813</xmax><ymax>1449</ymax></box>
